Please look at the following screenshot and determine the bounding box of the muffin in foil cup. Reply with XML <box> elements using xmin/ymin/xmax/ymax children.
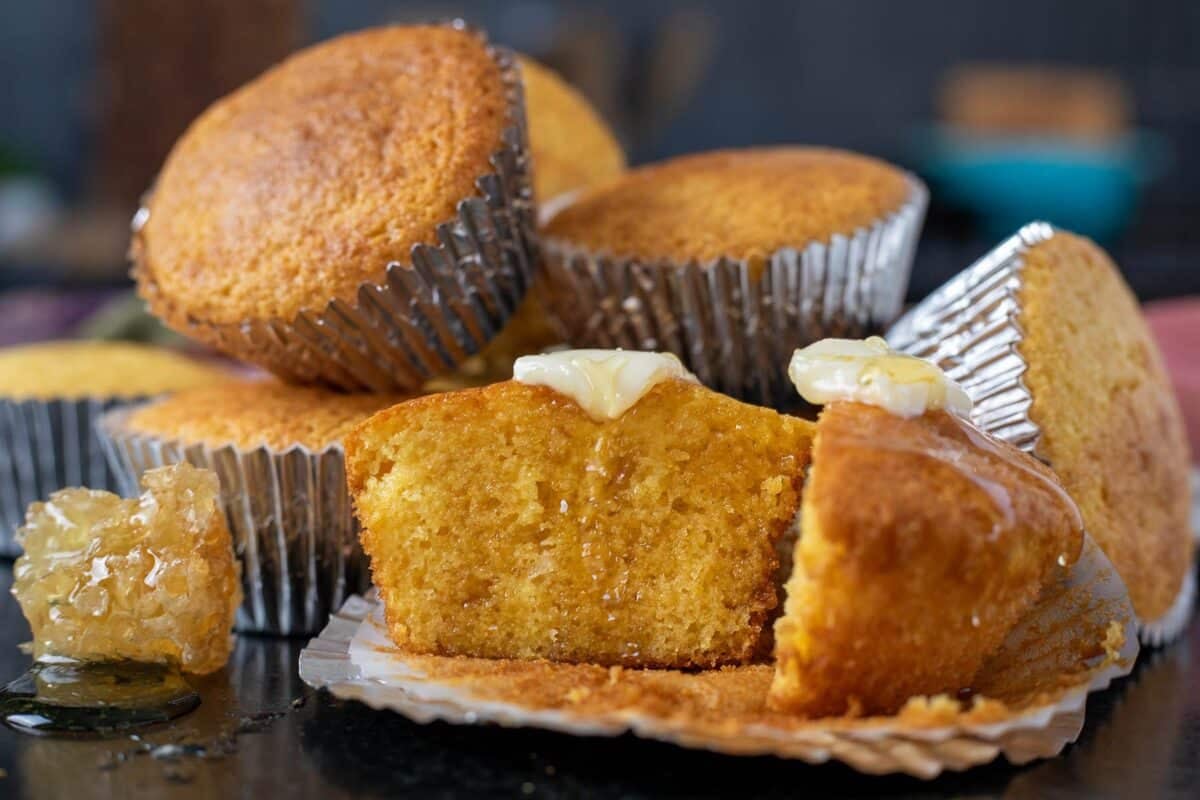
<box><xmin>132</xmin><ymin>23</ymin><xmax>537</xmax><ymax>393</ymax></box>
<box><xmin>99</xmin><ymin>406</ymin><xmax>366</xmax><ymax>636</ymax></box>
<box><xmin>886</xmin><ymin>220</ymin><xmax>1054</xmax><ymax>451</ymax></box>
<box><xmin>887</xmin><ymin>221</ymin><xmax>1194</xmax><ymax>645</ymax></box>
<box><xmin>538</xmin><ymin>178</ymin><xmax>927</xmax><ymax>406</ymax></box>
<box><xmin>0</xmin><ymin>397</ymin><xmax>135</xmax><ymax>557</ymax></box>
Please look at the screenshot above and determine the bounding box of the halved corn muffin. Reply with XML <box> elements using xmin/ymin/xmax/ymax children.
<box><xmin>346</xmin><ymin>378</ymin><xmax>815</xmax><ymax>668</ymax></box>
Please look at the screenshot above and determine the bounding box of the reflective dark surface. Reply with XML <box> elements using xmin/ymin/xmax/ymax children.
<box><xmin>0</xmin><ymin>661</ymin><xmax>200</xmax><ymax>737</ymax></box>
<box><xmin>1</xmin><ymin>562</ymin><xmax>1198</xmax><ymax>799</ymax></box>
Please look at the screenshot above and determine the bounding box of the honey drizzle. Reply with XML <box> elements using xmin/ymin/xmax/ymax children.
<box><xmin>833</xmin><ymin>408</ymin><xmax>1084</xmax><ymax>554</ymax></box>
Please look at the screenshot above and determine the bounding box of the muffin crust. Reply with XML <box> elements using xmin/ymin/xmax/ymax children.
<box><xmin>0</xmin><ymin>341</ymin><xmax>228</xmax><ymax>400</ymax></box>
<box><xmin>771</xmin><ymin>403</ymin><xmax>1083</xmax><ymax>717</ymax></box>
<box><xmin>1018</xmin><ymin>232</ymin><xmax>1193</xmax><ymax>622</ymax></box>
<box><xmin>140</xmin><ymin>25</ymin><xmax>509</xmax><ymax>327</ymax></box>
<box><xmin>543</xmin><ymin>147</ymin><xmax>912</xmax><ymax>267</ymax></box>
<box><xmin>125</xmin><ymin>379</ymin><xmax>406</xmax><ymax>451</ymax></box>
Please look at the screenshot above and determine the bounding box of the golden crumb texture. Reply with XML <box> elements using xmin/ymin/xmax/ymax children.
<box><xmin>770</xmin><ymin>403</ymin><xmax>1084</xmax><ymax>717</ymax></box>
<box><xmin>139</xmin><ymin>25</ymin><xmax>509</xmax><ymax>327</ymax></box>
<box><xmin>543</xmin><ymin>147</ymin><xmax>912</xmax><ymax>266</ymax></box>
<box><xmin>0</xmin><ymin>341</ymin><xmax>229</xmax><ymax>400</ymax></box>
<box><xmin>1018</xmin><ymin>231</ymin><xmax>1193</xmax><ymax>621</ymax></box>
<box><xmin>125</xmin><ymin>378</ymin><xmax>408</xmax><ymax>452</ymax></box>
<box><xmin>519</xmin><ymin>56</ymin><xmax>625</xmax><ymax>202</ymax></box>
<box><xmin>346</xmin><ymin>379</ymin><xmax>815</xmax><ymax>668</ymax></box>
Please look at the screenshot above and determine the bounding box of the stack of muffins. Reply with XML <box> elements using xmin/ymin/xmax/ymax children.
<box><xmin>4</xmin><ymin>20</ymin><xmax>1190</xmax><ymax>659</ymax></box>
<box><xmin>89</xmin><ymin>21</ymin><xmax>931</xmax><ymax>636</ymax></box>
<box><xmin>98</xmin><ymin>23</ymin><xmax>634</xmax><ymax>635</ymax></box>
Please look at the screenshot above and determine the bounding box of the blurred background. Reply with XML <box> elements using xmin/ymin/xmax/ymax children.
<box><xmin>2</xmin><ymin>0</ymin><xmax>1199</xmax><ymax>347</ymax></box>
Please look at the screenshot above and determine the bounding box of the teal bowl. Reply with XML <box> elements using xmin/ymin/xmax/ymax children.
<box><xmin>915</xmin><ymin>127</ymin><xmax>1169</xmax><ymax>242</ymax></box>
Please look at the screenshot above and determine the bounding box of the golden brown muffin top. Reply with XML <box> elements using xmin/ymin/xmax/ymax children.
<box><xmin>519</xmin><ymin>56</ymin><xmax>625</xmax><ymax>202</ymax></box>
<box><xmin>1018</xmin><ymin>231</ymin><xmax>1193</xmax><ymax>621</ymax></box>
<box><xmin>542</xmin><ymin>148</ymin><xmax>912</xmax><ymax>266</ymax></box>
<box><xmin>771</xmin><ymin>403</ymin><xmax>1084</xmax><ymax>717</ymax></box>
<box><xmin>124</xmin><ymin>378</ymin><xmax>408</xmax><ymax>451</ymax></box>
<box><xmin>140</xmin><ymin>25</ymin><xmax>509</xmax><ymax>326</ymax></box>
<box><xmin>0</xmin><ymin>341</ymin><xmax>230</xmax><ymax>400</ymax></box>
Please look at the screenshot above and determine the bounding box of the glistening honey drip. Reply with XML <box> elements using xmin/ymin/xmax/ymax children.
<box><xmin>0</xmin><ymin>662</ymin><xmax>199</xmax><ymax>737</ymax></box>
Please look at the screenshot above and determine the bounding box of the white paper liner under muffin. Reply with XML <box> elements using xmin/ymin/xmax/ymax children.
<box><xmin>886</xmin><ymin>221</ymin><xmax>1196</xmax><ymax>645</ymax></box>
<box><xmin>0</xmin><ymin>396</ymin><xmax>140</xmax><ymax>558</ymax></box>
<box><xmin>98</xmin><ymin>406</ymin><xmax>366</xmax><ymax>636</ymax></box>
<box><xmin>132</xmin><ymin>22</ymin><xmax>537</xmax><ymax>393</ymax></box>
<box><xmin>299</xmin><ymin>534</ymin><xmax>1136</xmax><ymax>778</ymax></box>
<box><xmin>537</xmin><ymin>179</ymin><xmax>928</xmax><ymax>407</ymax></box>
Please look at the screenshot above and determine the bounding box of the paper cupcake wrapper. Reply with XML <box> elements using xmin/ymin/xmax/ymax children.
<box><xmin>300</xmin><ymin>534</ymin><xmax>1137</xmax><ymax>778</ymax></box>
<box><xmin>132</xmin><ymin>22</ymin><xmax>537</xmax><ymax>393</ymax></box>
<box><xmin>98</xmin><ymin>407</ymin><xmax>367</xmax><ymax>636</ymax></box>
<box><xmin>0</xmin><ymin>396</ymin><xmax>136</xmax><ymax>558</ymax></box>
<box><xmin>537</xmin><ymin>178</ymin><xmax>927</xmax><ymax>406</ymax></box>
<box><xmin>887</xmin><ymin>221</ymin><xmax>1195</xmax><ymax>644</ymax></box>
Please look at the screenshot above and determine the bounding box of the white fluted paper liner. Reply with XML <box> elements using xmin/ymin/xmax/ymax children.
<box><xmin>299</xmin><ymin>535</ymin><xmax>1136</xmax><ymax>778</ymax></box>
<box><xmin>133</xmin><ymin>22</ymin><xmax>537</xmax><ymax>393</ymax></box>
<box><xmin>1137</xmin><ymin>569</ymin><xmax>1195</xmax><ymax>647</ymax></box>
<box><xmin>99</xmin><ymin>406</ymin><xmax>366</xmax><ymax>636</ymax></box>
<box><xmin>0</xmin><ymin>396</ymin><xmax>138</xmax><ymax>557</ymax></box>
<box><xmin>538</xmin><ymin>179</ymin><xmax>927</xmax><ymax>406</ymax></box>
<box><xmin>887</xmin><ymin>221</ymin><xmax>1195</xmax><ymax>645</ymax></box>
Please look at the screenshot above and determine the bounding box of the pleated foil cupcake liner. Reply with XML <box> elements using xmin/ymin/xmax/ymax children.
<box><xmin>538</xmin><ymin>178</ymin><xmax>927</xmax><ymax>406</ymax></box>
<box><xmin>886</xmin><ymin>220</ymin><xmax>1195</xmax><ymax>645</ymax></box>
<box><xmin>98</xmin><ymin>407</ymin><xmax>367</xmax><ymax>636</ymax></box>
<box><xmin>132</xmin><ymin>22</ymin><xmax>537</xmax><ymax>393</ymax></box>
<box><xmin>0</xmin><ymin>396</ymin><xmax>136</xmax><ymax>558</ymax></box>
<box><xmin>300</xmin><ymin>534</ymin><xmax>1137</xmax><ymax>778</ymax></box>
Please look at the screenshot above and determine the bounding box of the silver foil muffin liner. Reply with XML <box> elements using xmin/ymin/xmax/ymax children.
<box><xmin>0</xmin><ymin>396</ymin><xmax>136</xmax><ymax>558</ymax></box>
<box><xmin>538</xmin><ymin>178</ymin><xmax>928</xmax><ymax>406</ymax></box>
<box><xmin>98</xmin><ymin>407</ymin><xmax>367</xmax><ymax>636</ymax></box>
<box><xmin>132</xmin><ymin>22</ymin><xmax>537</xmax><ymax>393</ymax></box>
<box><xmin>887</xmin><ymin>220</ymin><xmax>1195</xmax><ymax>644</ymax></box>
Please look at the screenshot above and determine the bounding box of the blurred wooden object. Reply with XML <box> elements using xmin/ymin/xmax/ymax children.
<box><xmin>91</xmin><ymin>0</ymin><xmax>303</xmax><ymax>211</ymax></box>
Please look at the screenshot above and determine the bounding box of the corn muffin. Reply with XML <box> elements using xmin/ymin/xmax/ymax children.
<box><xmin>0</xmin><ymin>340</ymin><xmax>227</xmax><ymax>399</ymax></box>
<box><xmin>347</xmin><ymin>353</ymin><xmax>815</xmax><ymax>667</ymax></box>
<box><xmin>135</xmin><ymin>25</ymin><xmax>534</xmax><ymax>391</ymax></box>
<box><xmin>543</xmin><ymin>147</ymin><xmax>912</xmax><ymax>272</ymax></box>
<box><xmin>103</xmin><ymin>378</ymin><xmax>408</xmax><ymax>635</ymax></box>
<box><xmin>1016</xmin><ymin>232</ymin><xmax>1192</xmax><ymax>627</ymax></box>
<box><xmin>139</xmin><ymin>25</ymin><xmax>509</xmax><ymax>328</ymax></box>
<box><xmin>538</xmin><ymin>147</ymin><xmax>926</xmax><ymax>403</ymax></box>
<box><xmin>770</xmin><ymin>402</ymin><xmax>1084</xmax><ymax>717</ymax></box>
<box><xmin>0</xmin><ymin>340</ymin><xmax>230</xmax><ymax>557</ymax></box>
<box><xmin>121</xmin><ymin>378</ymin><xmax>405</xmax><ymax>451</ymax></box>
<box><xmin>520</xmin><ymin>55</ymin><xmax>625</xmax><ymax>204</ymax></box>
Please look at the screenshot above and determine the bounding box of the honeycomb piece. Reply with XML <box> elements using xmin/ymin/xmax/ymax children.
<box><xmin>12</xmin><ymin>463</ymin><xmax>241</xmax><ymax>675</ymax></box>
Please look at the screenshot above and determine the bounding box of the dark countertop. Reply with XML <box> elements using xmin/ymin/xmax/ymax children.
<box><xmin>1</xmin><ymin>562</ymin><xmax>1198</xmax><ymax>799</ymax></box>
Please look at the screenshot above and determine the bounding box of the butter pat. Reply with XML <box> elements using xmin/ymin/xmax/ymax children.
<box><xmin>513</xmin><ymin>349</ymin><xmax>697</xmax><ymax>420</ymax></box>
<box><xmin>788</xmin><ymin>337</ymin><xmax>972</xmax><ymax>418</ymax></box>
